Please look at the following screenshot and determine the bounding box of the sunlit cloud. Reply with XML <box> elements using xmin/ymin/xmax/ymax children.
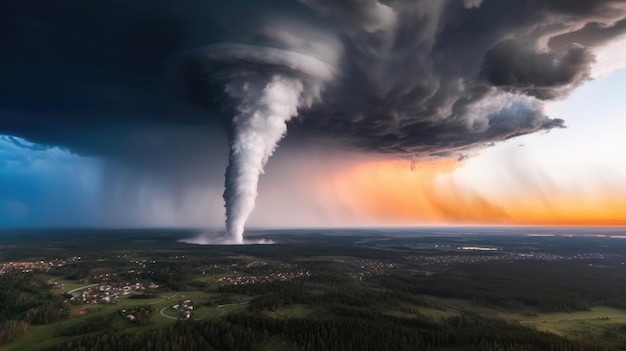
<box><xmin>324</xmin><ymin>157</ymin><xmax>626</xmax><ymax>226</ymax></box>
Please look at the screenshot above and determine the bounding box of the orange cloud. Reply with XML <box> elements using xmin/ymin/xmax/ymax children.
<box><xmin>323</xmin><ymin>158</ymin><xmax>626</xmax><ymax>226</ymax></box>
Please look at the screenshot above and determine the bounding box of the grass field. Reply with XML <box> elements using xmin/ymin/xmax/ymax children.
<box><xmin>263</xmin><ymin>304</ymin><xmax>317</xmax><ymax>319</ymax></box>
<box><xmin>0</xmin><ymin>288</ymin><xmax>251</xmax><ymax>351</ymax></box>
<box><xmin>399</xmin><ymin>296</ymin><xmax>626</xmax><ymax>344</ymax></box>
<box><xmin>258</xmin><ymin>339</ymin><xmax>297</xmax><ymax>351</ymax></box>
<box><xmin>47</xmin><ymin>278</ymin><xmax>85</xmax><ymax>293</ymax></box>
<box><xmin>531</xmin><ymin>318</ymin><xmax>624</xmax><ymax>337</ymax></box>
<box><xmin>413</xmin><ymin>295</ymin><xmax>504</xmax><ymax>317</ymax></box>
<box><xmin>508</xmin><ymin>306</ymin><xmax>626</xmax><ymax>323</ymax></box>
<box><xmin>382</xmin><ymin>301</ymin><xmax>454</xmax><ymax>320</ymax></box>
<box><xmin>429</xmin><ymin>301</ymin><xmax>626</xmax><ymax>344</ymax></box>
<box><xmin>502</xmin><ymin>306</ymin><xmax>626</xmax><ymax>339</ymax></box>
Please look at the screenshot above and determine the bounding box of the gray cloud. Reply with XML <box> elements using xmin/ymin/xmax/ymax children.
<box><xmin>299</xmin><ymin>0</ymin><xmax>397</xmax><ymax>33</ymax></box>
<box><xmin>481</xmin><ymin>40</ymin><xmax>594</xmax><ymax>99</ymax></box>
<box><xmin>0</xmin><ymin>0</ymin><xmax>625</xmax><ymax>159</ymax></box>
<box><xmin>463</xmin><ymin>0</ymin><xmax>484</xmax><ymax>9</ymax></box>
<box><xmin>549</xmin><ymin>18</ymin><xmax>626</xmax><ymax>50</ymax></box>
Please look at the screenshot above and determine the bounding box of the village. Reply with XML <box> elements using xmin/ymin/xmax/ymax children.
<box><xmin>68</xmin><ymin>282</ymin><xmax>160</xmax><ymax>305</ymax></box>
<box><xmin>0</xmin><ymin>256</ymin><xmax>79</xmax><ymax>276</ymax></box>
<box><xmin>217</xmin><ymin>270</ymin><xmax>311</xmax><ymax>285</ymax></box>
<box><xmin>345</xmin><ymin>258</ymin><xmax>397</xmax><ymax>280</ymax></box>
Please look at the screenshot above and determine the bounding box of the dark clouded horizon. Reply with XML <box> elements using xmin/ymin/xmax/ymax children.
<box><xmin>1</xmin><ymin>0</ymin><xmax>625</xmax><ymax>231</ymax></box>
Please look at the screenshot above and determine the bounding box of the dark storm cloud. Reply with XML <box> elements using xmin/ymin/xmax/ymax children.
<box><xmin>481</xmin><ymin>40</ymin><xmax>594</xmax><ymax>99</ymax></box>
<box><xmin>0</xmin><ymin>0</ymin><xmax>625</xmax><ymax>159</ymax></box>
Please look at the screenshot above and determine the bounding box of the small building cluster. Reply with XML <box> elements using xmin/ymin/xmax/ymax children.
<box><xmin>217</xmin><ymin>270</ymin><xmax>311</xmax><ymax>285</ymax></box>
<box><xmin>347</xmin><ymin>259</ymin><xmax>397</xmax><ymax>280</ymax></box>
<box><xmin>119</xmin><ymin>305</ymin><xmax>153</xmax><ymax>324</ymax></box>
<box><xmin>69</xmin><ymin>282</ymin><xmax>160</xmax><ymax>304</ymax></box>
<box><xmin>171</xmin><ymin>300</ymin><xmax>194</xmax><ymax>319</ymax></box>
<box><xmin>405</xmin><ymin>252</ymin><xmax>614</xmax><ymax>267</ymax></box>
<box><xmin>0</xmin><ymin>258</ymin><xmax>71</xmax><ymax>276</ymax></box>
<box><xmin>48</xmin><ymin>281</ymin><xmax>65</xmax><ymax>290</ymax></box>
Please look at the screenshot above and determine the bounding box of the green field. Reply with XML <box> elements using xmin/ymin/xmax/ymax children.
<box><xmin>263</xmin><ymin>304</ymin><xmax>317</xmax><ymax>319</ymax></box>
<box><xmin>0</xmin><ymin>286</ymin><xmax>249</xmax><ymax>351</ymax></box>
<box><xmin>504</xmin><ymin>306</ymin><xmax>626</xmax><ymax>339</ymax></box>
<box><xmin>47</xmin><ymin>278</ymin><xmax>85</xmax><ymax>293</ymax></box>
<box><xmin>509</xmin><ymin>306</ymin><xmax>626</xmax><ymax>323</ymax></box>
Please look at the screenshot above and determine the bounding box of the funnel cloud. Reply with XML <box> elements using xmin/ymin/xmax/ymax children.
<box><xmin>0</xmin><ymin>0</ymin><xmax>625</xmax><ymax>238</ymax></box>
<box><xmin>224</xmin><ymin>76</ymin><xmax>304</xmax><ymax>243</ymax></box>
<box><xmin>193</xmin><ymin>43</ymin><xmax>336</xmax><ymax>243</ymax></box>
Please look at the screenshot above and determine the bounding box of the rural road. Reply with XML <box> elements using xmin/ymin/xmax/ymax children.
<box><xmin>159</xmin><ymin>306</ymin><xmax>179</xmax><ymax>320</ymax></box>
<box><xmin>67</xmin><ymin>284</ymin><xmax>100</xmax><ymax>297</ymax></box>
<box><xmin>216</xmin><ymin>301</ymin><xmax>250</xmax><ymax>316</ymax></box>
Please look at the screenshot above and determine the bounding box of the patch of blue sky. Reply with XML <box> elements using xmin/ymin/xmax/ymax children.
<box><xmin>0</xmin><ymin>135</ymin><xmax>101</xmax><ymax>227</ymax></box>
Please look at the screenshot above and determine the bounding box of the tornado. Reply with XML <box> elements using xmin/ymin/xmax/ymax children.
<box><xmin>198</xmin><ymin>44</ymin><xmax>337</xmax><ymax>243</ymax></box>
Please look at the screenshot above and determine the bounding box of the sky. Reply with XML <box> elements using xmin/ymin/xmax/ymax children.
<box><xmin>1</xmin><ymin>0</ymin><xmax>625</xmax><ymax>232</ymax></box>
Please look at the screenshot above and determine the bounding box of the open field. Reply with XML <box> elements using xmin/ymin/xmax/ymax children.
<box><xmin>48</xmin><ymin>278</ymin><xmax>84</xmax><ymax>293</ymax></box>
<box><xmin>512</xmin><ymin>306</ymin><xmax>626</xmax><ymax>323</ymax></box>
<box><xmin>263</xmin><ymin>304</ymin><xmax>317</xmax><ymax>319</ymax></box>
<box><xmin>505</xmin><ymin>306</ymin><xmax>626</xmax><ymax>341</ymax></box>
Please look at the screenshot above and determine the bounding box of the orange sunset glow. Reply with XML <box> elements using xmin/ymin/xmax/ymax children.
<box><xmin>326</xmin><ymin>158</ymin><xmax>626</xmax><ymax>226</ymax></box>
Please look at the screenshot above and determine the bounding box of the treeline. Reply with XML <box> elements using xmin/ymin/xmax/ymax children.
<box><xmin>226</xmin><ymin>311</ymin><xmax>605</xmax><ymax>351</ymax></box>
<box><xmin>218</xmin><ymin>277</ymin><xmax>440</xmax><ymax>315</ymax></box>
<box><xmin>0</xmin><ymin>273</ymin><xmax>68</xmax><ymax>345</ymax></box>
<box><xmin>59</xmin><ymin>313</ymin><xmax>118</xmax><ymax>337</ymax></box>
<box><xmin>119</xmin><ymin>305</ymin><xmax>154</xmax><ymax>326</ymax></box>
<box><xmin>377</xmin><ymin>260</ymin><xmax>626</xmax><ymax>313</ymax></box>
<box><xmin>0</xmin><ymin>273</ymin><xmax>45</xmax><ymax>320</ymax></box>
<box><xmin>49</xmin><ymin>310</ymin><xmax>608</xmax><ymax>351</ymax></box>
<box><xmin>0</xmin><ymin>273</ymin><xmax>68</xmax><ymax>323</ymax></box>
<box><xmin>22</xmin><ymin>295</ymin><xmax>68</xmax><ymax>324</ymax></box>
<box><xmin>0</xmin><ymin>320</ymin><xmax>29</xmax><ymax>345</ymax></box>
